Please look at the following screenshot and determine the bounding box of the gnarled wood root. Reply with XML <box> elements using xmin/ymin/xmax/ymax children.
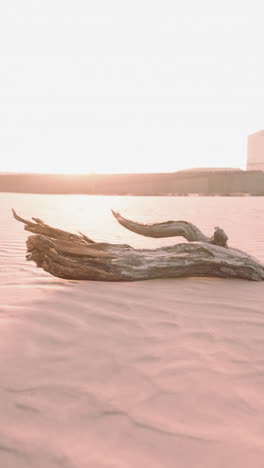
<box><xmin>12</xmin><ymin>209</ymin><xmax>264</xmax><ymax>281</ymax></box>
<box><xmin>111</xmin><ymin>210</ymin><xmax>212</xmax><ymax>242</ymax></box>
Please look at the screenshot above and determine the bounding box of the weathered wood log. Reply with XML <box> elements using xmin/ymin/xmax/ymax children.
<box><xmin>12</xmin><ymin>209</ymin><xmax>264</xmax><ymax>281</ymax></box>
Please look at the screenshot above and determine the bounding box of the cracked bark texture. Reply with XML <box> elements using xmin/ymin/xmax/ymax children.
<box><xmin>12</xmin><ymin>209</ymin><xmax>264</xmax><ymax>281</ymax></box>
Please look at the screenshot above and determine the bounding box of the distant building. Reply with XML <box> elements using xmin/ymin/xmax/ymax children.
<box><xmin>247</xmin><ymin>130</ymin><xmax>264</xmax><ymax>171</ymax></box>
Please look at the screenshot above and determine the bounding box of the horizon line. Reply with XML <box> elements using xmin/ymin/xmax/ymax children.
<box><xmin>0</xmin><ymin>166</ymin><xmax>245</xmax><ymax>177</ymax></box>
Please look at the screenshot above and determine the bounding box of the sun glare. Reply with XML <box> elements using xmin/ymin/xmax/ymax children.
<box><xmin>1</xmin><ymin>2</ymin><xmax>262</xmax><ymax>175</ymax></box>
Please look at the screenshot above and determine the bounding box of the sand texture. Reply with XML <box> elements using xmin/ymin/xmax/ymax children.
<box><xmin>1</xmin><ymin>194</ymin><xmax>264</xmax><ymax>467</ymax></box>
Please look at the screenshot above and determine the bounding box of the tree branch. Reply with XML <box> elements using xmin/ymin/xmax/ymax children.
<box><xmin>12</xmin><ymin>210</ymin><xmax>264</xmax><ymax>281</ymax></box>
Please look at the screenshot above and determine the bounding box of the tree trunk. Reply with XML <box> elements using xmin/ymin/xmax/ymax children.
<box><xmin>12</xmin><ymin>209</ymin><xmax>264</xmax><ymax>281</ymax></box>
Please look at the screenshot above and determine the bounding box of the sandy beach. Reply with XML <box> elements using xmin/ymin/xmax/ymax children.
<box><xmin>2</xmin><ymin>0</ymin><xmax>264</xmax><ymax>464</ymax></box>
<box><xmin>1</xmin><ymin>194</ymin><xmax>264</xmax><ymax>467</ymax></box>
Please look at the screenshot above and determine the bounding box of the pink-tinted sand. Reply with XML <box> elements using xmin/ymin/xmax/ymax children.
<box><xmin>1</xmin><ymin>194</ymin><xmax>264</xmax><ymax>467</ymax></box>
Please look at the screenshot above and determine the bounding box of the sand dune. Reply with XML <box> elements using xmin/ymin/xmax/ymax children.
<box><xmin>1</xmin><ymin>194</ymin><xmax>264</xmax><ymax>467</ymax></box>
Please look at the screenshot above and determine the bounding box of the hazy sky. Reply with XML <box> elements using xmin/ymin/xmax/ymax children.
<box><xmin>1</xmin><ymin>1</ymin><xmax>264</xmax><ymax>174</ymax></box>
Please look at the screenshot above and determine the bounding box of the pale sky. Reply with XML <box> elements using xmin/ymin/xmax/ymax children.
<box><xmin>1</xmin><ymin>1</ymin><xmax>264</xmax><ymax>174</ymax></box>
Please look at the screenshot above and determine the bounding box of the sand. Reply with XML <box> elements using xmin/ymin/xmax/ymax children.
<box><xmin>1</xmin><ymin>194</ymin><xmax>264</xmax><ymax>467</ymax></box>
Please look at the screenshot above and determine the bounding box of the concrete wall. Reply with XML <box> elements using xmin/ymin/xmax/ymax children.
<box><xmin>1</xmin><ymin>170</ymin><xmax>264</xmax><ymax>195</ymax></box>
<box><xmin>207</xmin><ymin>171</ymin><xmax>264</xmax><ymax>195</ymax></box>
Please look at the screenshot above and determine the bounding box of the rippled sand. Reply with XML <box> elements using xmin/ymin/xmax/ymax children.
<box><xmin>1</xmin><ymin>194</ymin><xmax>264</xmax><ymax>467</ymax></box>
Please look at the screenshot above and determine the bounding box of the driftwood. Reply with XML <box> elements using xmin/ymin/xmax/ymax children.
<box><xmin>12</xmin><ymin>209</ymin><xmax>264</xmax><ymax>281</ymax></box>
<box><xmin>111</xmin><ymin>211</ymin><xmax>229</xmax><ymax>246</ymax></box>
